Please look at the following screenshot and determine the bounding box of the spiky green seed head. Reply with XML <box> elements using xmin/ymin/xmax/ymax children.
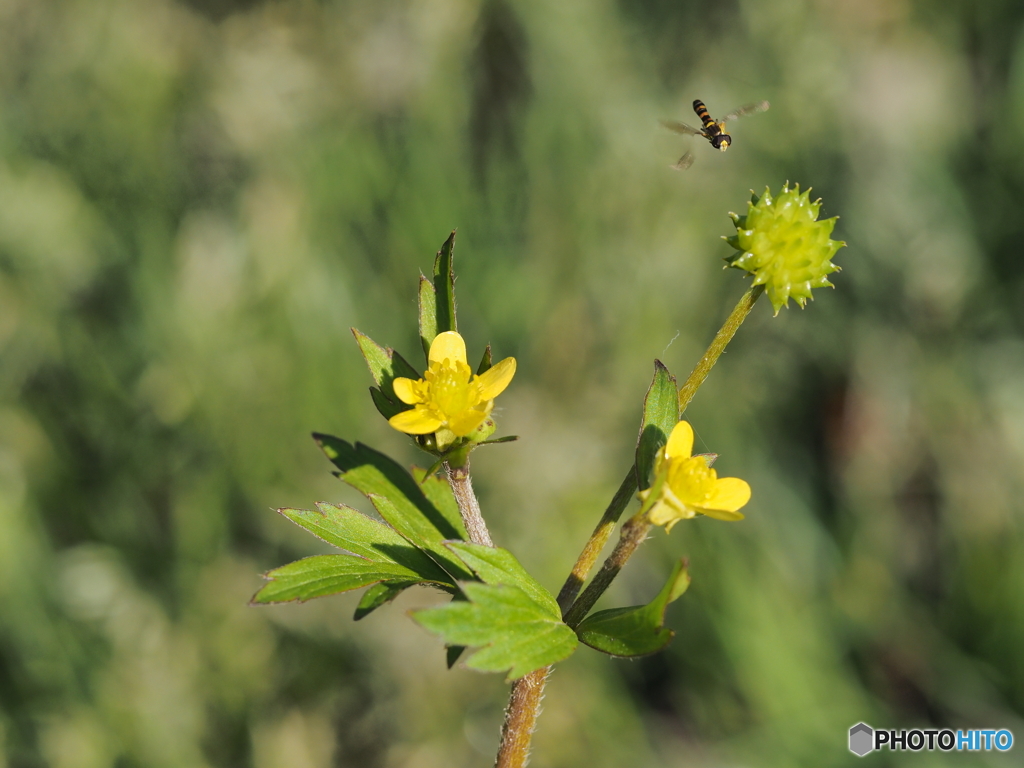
<box><xmin>724</xmin><ymin>183</ymin><xmax>846</xmax><ymax>315</ymax></box>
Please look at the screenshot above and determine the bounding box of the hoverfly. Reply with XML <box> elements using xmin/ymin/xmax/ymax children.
<box><xmin>661</xmin><ymin>99</ymin><xmax>770</xmax><ymax>170</ymax></box>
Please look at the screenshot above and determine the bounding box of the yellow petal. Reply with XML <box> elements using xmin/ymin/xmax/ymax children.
<box><xmin>703</xmin><ymin>477</ymin><xmax>751</xmax><ymax>513</ymax></box>
<box><xmin>392</xmin><ymin>377</ymin><xmax>422</xmax><ymax>405</ymax></box>
<box><xmin>665</xmin><ymin>420</ymin><xmax>694</xmax><ymax>459</ymax></box>
<box><xmin>388</xmin><ymin>407</ymin><xmax>444</xmax><ymax>435</ymax></box>
<box><xmin>476</xmin><ymin>357</ymin><xmax>516</xmax><ymax>399</ymax></box>
<box><xmin>428</xmin><ymin>331</ymin><xmax>468</xmax><ymax>366</ymax></box>
<box><xmin>447</xmin><ymin>401</ymin><xmax>493</xmax><ymax>437</ymax></box>
<box><xmin>700</xmin><ymin>507</ymin><xmax>745</xmax><ymax>521</ymax></box>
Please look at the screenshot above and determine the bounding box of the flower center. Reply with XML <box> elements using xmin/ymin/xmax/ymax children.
<box><xmin>666</xmin><ymin>456</ymin><xmax>718</xmax><ymax>507</ymax></box>
<box><xmin>425</xmin><ymin>360</ymin><xmax>480</xmax><ymax>417</ymax></box>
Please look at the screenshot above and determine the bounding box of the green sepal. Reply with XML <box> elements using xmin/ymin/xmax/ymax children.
<box><xmin>278</xmin><ymin>503</ymin><xmax>455</xmax><ymax>587</ymax></box>
<box><xmin>575</xmin><ymin>559</ymin><xmax>691</xmax><ymax>657</ymax></box>
<box><xmin>466</xmin><ymin>417</ymin><xmax>496</xmax><ymax>444</ymax></box>
<box><xmin>251</xmin><ymin>555</ymin><xmax>422</xmax><ymax>604</ymax></box>
<box><xmin>694</xmin><ymin>452</ymin><xmax>718</xmax><ymax>467</ymax></box>
<box><xmin>476</xmin><ymin>344</ymin><xmax>493</xmax><ymax>374</ymax></box>
<box><xmin>475</xmin><ymin>435</ymin><xmax>518</xmax><ymax>446</ymax></box>
<box><xmin>354</xmin><ymin>581</ymin><xmax>415</xmax><ymax>620</ymax></box>
<box><xmin>412</xmin><ymin>581</ymin><xmax>578</xmax><ymax>681</ymax></box>
<box><xmin>351</xmin><ymin>328</ymin><xmax>420</xmax><ymax>406</ymax></box>
<box><xmin>433</xmin><ymin>230</ymin><xmax>457</xmax><ymax>336</ymax></box>
<box><xmin>635</xmin><ymin>360</ymin><xmax>679</xmax><ymax>491</ymax></box>
<box><xmin>418</xmin><ymin>274</ymin><xmax>438</xmax><ymax>360</ymax></box>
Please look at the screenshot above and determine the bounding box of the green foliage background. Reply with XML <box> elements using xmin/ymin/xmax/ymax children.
<box><xmin>2</xmin><ymin>0</ymin><xmax>1024</xmax><ymax>765</ymax></box>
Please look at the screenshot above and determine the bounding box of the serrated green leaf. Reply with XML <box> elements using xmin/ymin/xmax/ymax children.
<box><xmin>575</xmin><ymin>559</ymin><xmax>691</xmax><ymax>657</ymax></box>
<box><xmin>636</xmin><ymin>360</ymin><xmax>679</xmax><ymax>491</ymax></box>
<box><xmin>476</xmin><ymin>344</ymin><xmax>492</xmax><ymax>374</ymax></box>
<box><xmin>278</xmin><ymin>503</ymin><xmax>455</xmax><ymax>587</ymax></box>
<box><xmin>352</xmin><ymin>329</ymin><xmax>420</xmax><ymax>404</ymax></box>
<box><xmin>433</xmin><ymin>230</ymin><xmax>457</xmax><ymax>336</ymax></box>
<box><xmin>446</xmin><ymin>542</ymin><xmax>560</xmax><ymax>617</ymax></box>
<box><xmin>352</xmin><ymin>328</ymin><xmax>391</xmax><ymax>384</ymax></box>
<box><xmin>312</xmin><ymin>435</ymin><xmax>472</xmax><ymax>578</ymax></box>
<box><xmin>418</xmin><ymin>274</ymin><xmax>438</xmax><ymax>360</ymax></box>
<box><xmin>354</xmin><ymin>581</ymin><xmax>416</xmax><ymax>620</ymax></box>
<box><xmin>368</xmin><ymin>493</ymin><xmax>473</xmax><ymax>581</ymax></box>
<box><xmin>413</xmin><ymin>466</ymin><xmax>468</xmax><ymax>540</ymax></box>
<box><xmin>252</xmin><ymin>555</ymin><xmax>419</xmax><ymax>604</ymax></box>
<box><xmin>314</xmin><ymin>435</ymin><xmax>464</xmax><ymax>540</ymax></box>
<box><xmin>413</xmin><ymin>582</ymin><xmax>578</xmax><ymax>681</ymax></box>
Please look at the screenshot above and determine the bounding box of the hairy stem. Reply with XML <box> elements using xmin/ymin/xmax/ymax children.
<box><xmin>563</xmin><ymin>514</ymin><xmax>652</xmax><ymax>628</ymax></box>
<box><xmin>493</xmin><ymin>472</ymin><xmax>637</xmax><ymax>768</ymax></box>
<box><xmin>444</xmin><ymin>460</ymin><xmax>493</xmax><ymax>547</ymax></box>
<box><xmin>555</xmin><ymin>468</ymin><xmax>638</xmax><ymax>614</ymax></box>
<box><xmin>677</xmin><ymin>283</ymin><xmax>764</xmax><ymax>413</ymax></box>
<box><xmin>494</xmin><ymin>667</ymin><xmax>550</xmax><ymax>768</ymax></box>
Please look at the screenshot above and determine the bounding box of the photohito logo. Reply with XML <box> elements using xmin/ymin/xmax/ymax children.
<box><xmin>849</xmin><ymin>723</ymin><xmax>874</xmax><ymax>757</ymax></box>
<box><xmin>848</xmin><ymin>723</ymin><xmax>1014</xmax><ymax>756</ymax></box>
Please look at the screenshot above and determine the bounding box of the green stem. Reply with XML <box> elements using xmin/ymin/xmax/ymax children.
<box><xmin>562</xmin><ymin>285</ymin><xmax>764</xmax><ymax>625</ymax></box>
<box><xmin>563</xmin><ymin>514</ymin><xmax>652</xmax><ymax>628</ymax></box>
<box><xmin>555</xmin><ymin>468</ymin><xmax>638</xmax><ymax>614</ymax></box>
<box><xmin>677</xmin><ymin>284</ymin><xmax>764</xmax><ymax>414</ymax></box>
<box><xmin>494</xmin><ymin>472</ymin><xmax>637</xmax><ymax>768</ymax></box>
<box><xmin>492</xmin><ymin>284</ymin><xmax>763</xmax><ymax>768</ymax></box>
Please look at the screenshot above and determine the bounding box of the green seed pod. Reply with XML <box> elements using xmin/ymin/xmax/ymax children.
<box><xmin>724</xmin><ymin>183</ymin><xmax>845</xmax><ymax>315</ymax></box>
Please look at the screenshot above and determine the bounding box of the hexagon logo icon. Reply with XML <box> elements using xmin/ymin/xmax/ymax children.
<box><xmin>849</xmin><ymin>723</ymin><xmax>874</xmax><ymax>757</ymax></box>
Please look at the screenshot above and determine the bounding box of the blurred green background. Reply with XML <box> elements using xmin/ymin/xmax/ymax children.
<box><xmin>2</xmin><ymin>0</ymin><xmax>1024</xmax><ymax>765</ymax></box>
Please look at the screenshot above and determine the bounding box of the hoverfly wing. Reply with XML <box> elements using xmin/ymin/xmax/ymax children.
<box><xmin>660</xmin><ymin>119</ymin><xmax>704</xmax><ymax>136</ymax></box>
<box><xmin>720</xmin><ymin>100</ymin><xmax>770</xmax><ymax>123</ymax></box>
<box><xmin>671</xmin><ymin>151</ymin><xmax>695</xmax><ymax>171</ymax></box>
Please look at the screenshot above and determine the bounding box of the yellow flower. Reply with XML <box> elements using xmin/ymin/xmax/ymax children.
<box><xmin>640</xmin><ymin>421</ymin><xmax>751</xmax><ymax>531</ymax></box>
<box><xmin>388</xmin><ymin>331</ymin><xmax>516</xmax><ymax>439</ymax></box>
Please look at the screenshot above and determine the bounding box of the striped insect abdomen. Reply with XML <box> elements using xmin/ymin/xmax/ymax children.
<box><xmin>693</xmin><ymin>100</ymin><xmax>715</xmax><ymax>129</ymax></box>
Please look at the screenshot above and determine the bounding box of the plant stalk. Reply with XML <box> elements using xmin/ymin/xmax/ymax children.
<box><xmin>444</xmin><ymin>460</ymin><xmax>493</xmax><ymax>547</ymax></box>
<box><xmin>492</xmin><ymin>284</ymin><xmax>763</xmax><ymax>768</ymax></box>
<box><xmin>494</xmin><ymin>667</ymin><xmax>550</xmax><ymax>768</ymax></box>
<box><xmin>493</xmin><ymin>513</ymin><xmax>653</xmax><ymax>767</ymax></box>
<box><xmin>563</xmin><ymin>514</ymin><xmax>652</xmax><ymax>628</ymax></box>
<box><xmin>555</xmin><ymin>468</ymin><xmax>637</xmax><ymax>614</ymax></box>
<box><xmin>677</xmin><ymin>283</ymin><xmax>764</xmax><ymax>413</ymax></box>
